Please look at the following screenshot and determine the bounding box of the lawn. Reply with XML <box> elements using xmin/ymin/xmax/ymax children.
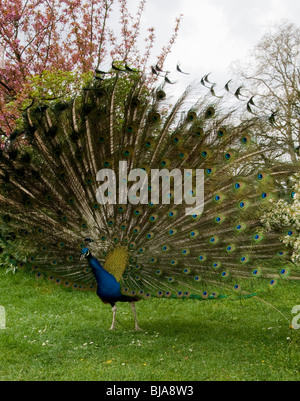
<box><xmin>0</xmin><ymin>267</ymin><xmax>299</xmax><ymax>381</ymax></box>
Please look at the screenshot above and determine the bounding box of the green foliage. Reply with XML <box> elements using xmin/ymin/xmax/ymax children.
<box><xmin>27</xmin><ymin>70</ymin><xmax>94</xmax><ymax>103</ymax></box>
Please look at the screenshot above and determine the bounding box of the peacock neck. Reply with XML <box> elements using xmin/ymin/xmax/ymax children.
<box><xmin>87</xmin><ymin>254</ymin><xmax>106</xmax><ymax>283</ymax></box>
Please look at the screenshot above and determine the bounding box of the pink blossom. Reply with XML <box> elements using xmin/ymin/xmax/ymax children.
<box><xmin>0</xmin><ymin>0</ymin><xmax>182</xmax><ymax>138</ymax></box>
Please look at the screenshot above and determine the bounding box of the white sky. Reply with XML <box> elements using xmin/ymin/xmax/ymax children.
<box><xmin>122</xmin><ymin>0</ymin><xmax>300</xmax><ymax>89</ymax></box>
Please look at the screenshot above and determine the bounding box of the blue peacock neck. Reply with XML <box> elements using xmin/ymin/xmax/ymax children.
<box><xmin>86</xmin><ymin>252</ymin><xmax>122</xmax><ymax>299</ymax></box>
<box><xmin>87</xmin><ymin>254</ymin><xmax>105</xmax><ymax>284</ymax></box>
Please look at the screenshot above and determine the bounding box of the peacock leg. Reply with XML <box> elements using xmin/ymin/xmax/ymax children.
<box><xmin>110</xmin><ymin>305</ymin><xmax>117</xmax><ymax>330</ymax></box>
<box><xmin>130</xmin><ymin>302</ymin><xmax>143</xmax><ymax>331</ymax></box>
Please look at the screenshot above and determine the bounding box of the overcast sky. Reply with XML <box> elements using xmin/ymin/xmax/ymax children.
<box><xmin>119</xmin><ymin>0</ymin><xmax>300</xmax><ymax>89</ymax></box>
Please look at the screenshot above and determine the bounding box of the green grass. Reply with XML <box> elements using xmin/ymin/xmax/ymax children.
<box><xmin>0</xmin><ymin>268</ymin><xmax>299</xmax><ymax>381</ymax></box>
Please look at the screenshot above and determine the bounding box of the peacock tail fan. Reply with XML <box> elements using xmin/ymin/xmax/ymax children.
<box><xmin>0</xmin><ymin>71</ymin><xmax>299</xmax><ymax>300</ymax></box>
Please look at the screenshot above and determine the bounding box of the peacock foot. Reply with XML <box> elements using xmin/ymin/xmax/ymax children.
<box><xmin>135</xmin><ymin>326</ymin><xmax>143</xmax><ymax>331</ymax></box>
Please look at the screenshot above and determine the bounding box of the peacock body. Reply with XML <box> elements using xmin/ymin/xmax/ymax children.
<box><xmin>0</xmin><ymin>66</ymin><xmax>299</xmax><ymax>329</ymax></box>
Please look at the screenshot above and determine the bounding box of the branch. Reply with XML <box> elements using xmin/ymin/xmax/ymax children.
<box><xmin>96</xmin><ymin>0</ymin><xmax>114</xmax><ymax>70</ymax></box>
<box><xmin>0</xmin><ymin>79</ymin><xmax>13</xmax><ymax>94</ymax></box>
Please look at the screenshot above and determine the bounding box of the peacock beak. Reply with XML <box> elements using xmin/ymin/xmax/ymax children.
<box><xmin>80</xmin><ymin>254</ymin><xmax>85</xmax><ymax>261</ymax></box>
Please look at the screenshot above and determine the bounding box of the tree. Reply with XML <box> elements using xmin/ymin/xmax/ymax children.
<box><xmin>262</xmin><ymin>173</ymin><xmax>300</xmax><ymax>264</ymax></box>
<box><xmin>0</xmin><ymin>0</ymin><xmax>182</xmax><ymax>137</ymax></box>
<box><xmin>233</xmin><ymin>21</ymin><xmax>300</xmax><ymax>164</ymax></box>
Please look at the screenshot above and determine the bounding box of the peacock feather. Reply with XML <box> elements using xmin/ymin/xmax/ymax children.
<box><xmin>0</xmin><ymin>66</ymin><xmax>299</xmax><ymax>329</ymax></box>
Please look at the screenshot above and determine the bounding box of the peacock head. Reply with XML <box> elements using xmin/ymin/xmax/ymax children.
<box><xmin>80</xmin><ymin>247</ymin><xmax>91</xmax><ymax>260</ymax></box>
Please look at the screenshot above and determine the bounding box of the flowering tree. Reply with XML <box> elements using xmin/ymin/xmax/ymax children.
<box><xmin>0</xmin><ymin>0</ymin><xmax>182</xmax><ymax>137</ymax></box>
<box><xmin>262</xmin><ymin>174</ymin><xmax>300</xmax><ymax>264</ymax></box>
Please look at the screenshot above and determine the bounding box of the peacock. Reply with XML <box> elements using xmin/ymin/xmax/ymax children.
<box><xmin>0</xmin><ymin>64</ymin><xmax>299</xmax><ymax>330</ymax></box>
